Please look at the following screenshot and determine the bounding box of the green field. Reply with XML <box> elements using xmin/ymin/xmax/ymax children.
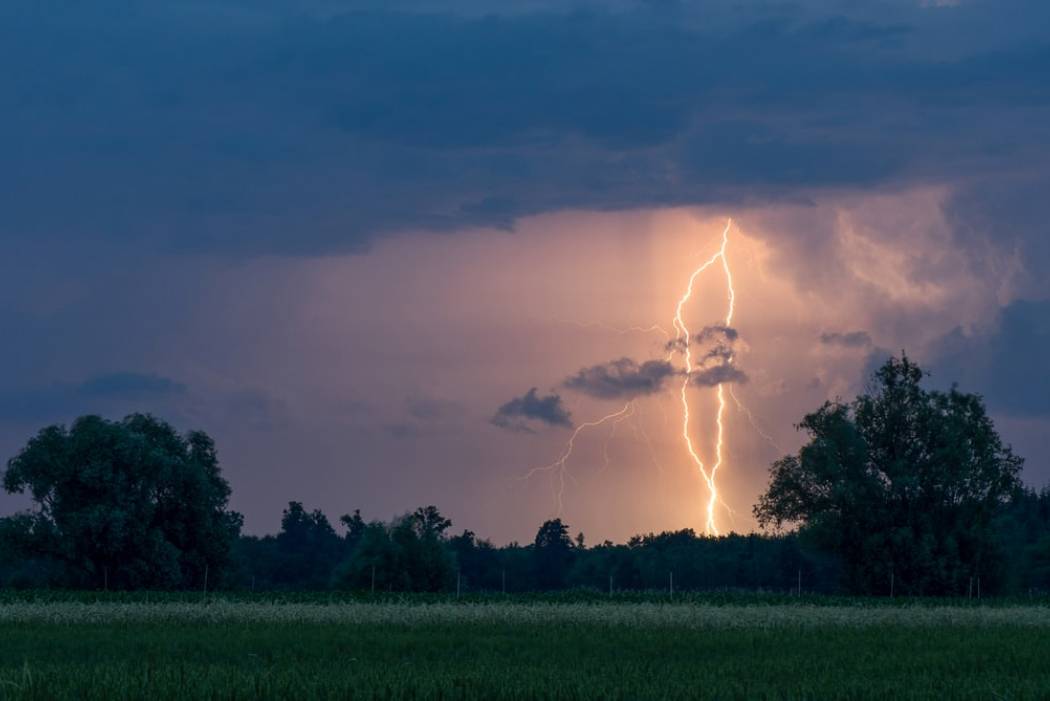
<box><xmin>1</xmin><ymin>597</ymin><xmax>1049</xmax><ymax>700</ymax></box>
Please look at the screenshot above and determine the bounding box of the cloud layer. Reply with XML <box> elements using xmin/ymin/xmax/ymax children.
<box><xmin>564</xmin><ymin>358</ymin><xmax>677</xmax><ymax>400</ymax></box>
<box><xmin>491</xmin><ymin>388</ymin><xmax>573</xmax><ymax>432</ymax></box>
<box><xmin>2</xmin><ymin>0</ymin><xmax>1049</xmax><ymax>269</ymax></box>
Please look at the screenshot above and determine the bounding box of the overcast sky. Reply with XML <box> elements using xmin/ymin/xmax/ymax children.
<box><xmin>1</xmin><ymin>0</ymin><xmax>1048</xmax><ymax>542</ymax></box>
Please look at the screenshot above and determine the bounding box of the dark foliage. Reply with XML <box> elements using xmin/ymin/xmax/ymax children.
<box><xmin>0</xmin><ymin>414</ymin><xmax>241</xmax><ymax>589</ymax></box>
<box><xmin>0</xmin><ymin>375</ymin><xmax>1047</xmax><ymax>596</ymax></box>
<box><xmin>755</xmin><ymin>355</ymin><xmax>1024</xmax><ymax>595</ymax></box>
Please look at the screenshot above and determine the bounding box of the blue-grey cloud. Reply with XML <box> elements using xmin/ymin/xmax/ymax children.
<box><xmin>0</xmin><ymin>372</ymin><xmax>185</xmax><ymax>423</ymax></box>
<box><xmin>696</xmin><ymin>326</ymin><xmax>739</xmax><ymax>344</ymax></box>
<box><xmin>1</xmin><ymin>1</ymin><xmax>1049</xmax><ymax>259</ymax></box>
<box><xmin>932</xmin><ymin>299</ymin><xmax>1050</xmax><ymax>418</ymax></box>
<box><xmin>564</xmin><ymin>358</ymin><xmax>677</xmax><ymax>399</ymax></box>
<box><xmin>491</xmin><ymin>388</ymin><xmax>572</xmax><ymax>432</ymax></box>
<box><xmin>691</xmin><ymin>364</ymin><xmax>749</xmax><ymax>388</ymax></box>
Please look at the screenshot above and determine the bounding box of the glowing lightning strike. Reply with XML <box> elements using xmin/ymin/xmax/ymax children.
<box><xmin>671</xmin><ymin>219</ymin><xmax>735</xmax><ymax>536</ymax></box>
<box><xmin>521</xmin><ymin>402</ymin><xmax>633</xmax><ymax>515</ymax></box>
<box><xmin>524</xmin><ymin>218</ymin><xmax>742</xmax><ymax>528</ymax></box>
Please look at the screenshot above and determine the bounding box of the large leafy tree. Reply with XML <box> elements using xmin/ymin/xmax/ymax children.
<box><xmin>755</xmin><ymin>355</ymin><xmax>1023</xmax><ymax>595</ymax></box>
<box><xmin>1</xmin><ymin>414</ymin><xmax>242</xmax><ymax>589</ymax></box>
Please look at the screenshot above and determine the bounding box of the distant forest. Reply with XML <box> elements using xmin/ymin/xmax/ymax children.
<box><xmin>219</xmin><ymin>492</ymin><xmax>1050</xmax><ymax>596</ymax></box>
<box><xmin>2</xmin><ymin>355</ymin><xmax>1049</xmax><ymax>596</ymax></box>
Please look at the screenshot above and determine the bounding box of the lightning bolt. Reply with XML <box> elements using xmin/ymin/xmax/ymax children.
<box><xmin>521</xmin><ymin>402</ymin><xmax>633</xmax><ymax>515</ymax></box>
<box><xmin>600</xmin><ymin>402</ymin><xmax>637</xmax><ymax>473</ymax></box>
<box><xmin>524</xmin><ymin>218</ymin><xmax>743</xmax><ymax>531</ymax></box>
<box><xmin>728</xmin><ymin>385</ymin><xmax>783</xmax><ymax>453</ymax></box>
<box><xmin>671</xmin><ymin>219</ymin><xmax>735</xmax><ymax>535</ymax></box>
<box><xmin>630</xmin><ymin>413</ymin><xmax>665</xmax><ymax>475</ymax></box>
<box><xmin>562</xmin><ymin>320</ymin><xmax>672</xmax><ymax>342</ymax></box>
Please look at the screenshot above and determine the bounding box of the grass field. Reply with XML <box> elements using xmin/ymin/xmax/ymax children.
<box><xmin>1</xmin><ymin>595</ymin><xmax>1049</xmax><ymax>699</ymax></box>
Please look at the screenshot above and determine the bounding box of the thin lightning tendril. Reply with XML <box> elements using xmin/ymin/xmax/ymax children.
<box><xmin>521</xmin><ymin>402</ymin><xmax>633</xmax><ymax>515</ymax></box>
<box><xmin>600</xmin><ymin>403</ymin><xmax>637</xmax><ymax>473</ymax></box>
<box><xmin>728</xmin><ymin>385</ymin><xmax>783</xmax><ymax>453</ymax></box>
<box><xmin>630</xmin><ymin>413</ymin><xmax>664</xmax><ymax>475</ymax></box>
<box><xmin>565</xmin><ymin>321</ymin><xmax>673</xmax><ymax>341</ymax></box>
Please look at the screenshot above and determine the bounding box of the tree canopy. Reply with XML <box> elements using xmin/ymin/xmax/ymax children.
<box><xmin>0</xmin><ymin>391</ymin><xmax>1045</xmax><ymax>595</ymax></box>
<box><xmin>755</xmin><ymin>355</ymin><xmax>1024</xmax><ymax>595</ymax></box>
<box><xmin>0</xmin><ymin>414</ymin><xmax>241</xmax><ymax>589</ymax></box>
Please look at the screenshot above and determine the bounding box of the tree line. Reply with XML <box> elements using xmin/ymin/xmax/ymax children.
<box><xmin>1</xmin><ymin>355</ymin><xmax>1048</xmax><ymax>595</ymax></box>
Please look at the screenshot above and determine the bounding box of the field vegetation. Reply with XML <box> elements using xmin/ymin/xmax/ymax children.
<box><xmin>1</xmin><ymin>596</ymin><xmax>1049</xmax><ymax>699</ymax></box>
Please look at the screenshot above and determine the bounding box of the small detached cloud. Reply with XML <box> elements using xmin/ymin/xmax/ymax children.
<box><xmin>692</xmin><ymin>364</ymin><xmax>749</xmax><ymax>387</ymax></box>
<box><xmin>820</xmin><ymin>330</ymin><xmax>873</xmax><ymax>349</ymax></box>
<box><xmin>563</xmin><ymin>358</ymin><xmax>677</xmax><ymax>400</ymax></box>
<box><xmin>696</xmin><ymin>326</ymin><xmax>739</xmax><ymax>344</ymax></box>
<box><xmin>491</xmin><ymin>388</ymin><xmax>573</xmax><ymax>433</ymax></box>
<box><xmin>689</xmin><ymin>326</ymin><xmax>748</xmax><ymax>387</ymax></box>
<box><xmin>666</xmin><ymin>326</ymin><xmax>741</xmax><ymax>355</ymax></box>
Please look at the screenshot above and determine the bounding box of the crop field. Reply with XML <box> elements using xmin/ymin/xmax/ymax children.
<box><xmin>1</xmin><ymin>595</ymin><xmax>1049</xmax><ymax>700</ymax></box>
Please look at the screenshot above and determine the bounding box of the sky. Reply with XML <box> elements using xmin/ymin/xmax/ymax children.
<box><xmin>1</xmin><ymin>0</ymin><xmax>1049</xmax><ymax>544</ymax></box>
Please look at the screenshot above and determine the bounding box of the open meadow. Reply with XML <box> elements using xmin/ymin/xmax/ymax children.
<box><xmin>1</xmin><ymin>594</ymin><xmax>1049</xmax><ymax>700</ymax></box>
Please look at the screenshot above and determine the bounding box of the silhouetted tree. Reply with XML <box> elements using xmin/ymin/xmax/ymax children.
<box><xmin>449</xmin><ymin>529</ymin><xmax>501</xmax><ymax>590</ymax></box>
<box><xmin>333</xmin><ymin>520</ymin><xmax>398</xmax><ymax>591</ymax></box>
<box><xmin>0</xmin><ymin>414</ymin><xmax>241</xmax><ymax>589</ymax></box>
<box><xmin>755</xmin><ymin>355</ymin><xmax>1023</xmax><ymax>595</ymax></box>
<box><xmin>533</xmin><ymin>518</ymin><xmax>574</xmax><ymax>589</ymax></box>
<box><xmin>340</xmin><ymin>509</ymin><xmax>367</xmax><ymax>547</ymax></box>
<box><xmin>332</xmin><ymin>505</ymin><xmax>455</xmax><ymax>592</ymax></box>
<box><xmin>267</xmin><ymin>501</ymin><xmax>343</xmax><ymax>589</ymax></box>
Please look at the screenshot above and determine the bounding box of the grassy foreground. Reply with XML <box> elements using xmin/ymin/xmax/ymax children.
<box><xmin>1</xmin><ymin>599</ymin><xmax>1048</xmax><ymax>699</ymax></box>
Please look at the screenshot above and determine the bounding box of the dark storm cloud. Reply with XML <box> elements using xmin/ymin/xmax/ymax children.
<box><xmin>665</xmin><ymin>326</ymin><xmax>740</xmax><ymax>355</ymax></box>
<box><xmin>2</xmin><ymin>1</ymin><xmax>1049</xmax><ymax>257</ymax></box>
<box><xmin>563</xmin><ymin>358</ymin><xmax>677</xmax><ymax>399</ymax></box>
<box><xmin>491</xmin><ymin>388</ymin><xmax>572</xmax><ymax>432</ymax></box>
<box><xmin>696</xmin><ymin>326</ymin><xmax>739</xmax><ymax>344</ymax></box>
<box><xmin>0</xmin><ymin>372</ymin><xmax>185</xmax><ymax>422</ymax></box>
<box><xmin>932</xmin><ymin>299</ymin><xmax>1050</xmax><ymax>418</ymax></box>
<box><xmin>820</xmin><ymin>331</ymin><xmax>873</xmax><ymax>348</ymax></box>
<box><xmin>691</xmin><ymin>364</ymin><xmax>749</xmax><ymax>388</ymax></box>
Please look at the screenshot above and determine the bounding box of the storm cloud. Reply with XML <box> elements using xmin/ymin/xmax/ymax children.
<box><xmin>696</xmin><ymin>326</ymin><xmax>740</xmax><ymax>344</ymax></box>
<box><xmin>564</xmin><ymin>358</ymin><xmax>677</xmax><ymax>400</ymax></box>
<box><xmin>0</xmin><ymin>372</ymin><xmax>186</xmax><ymax>423</ymax></box>
<box><xmin>491</xmin><ymin>388</ymin><xmax>573</xmax><ymax>432</ymax></box>
<box><xmin>932</xmin><ymin>299</ymin><xmax>1050</xmax><ymax>418</ymax></box>
<box><xmin>691</xmin><ymin>365</ymin><xmax>749</xmax><ymax>388</ymax></box>
<box><xmin>2</xmin><ymin>0</ymin><xmax>1049</xmax><ymax>263</ymax></box>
